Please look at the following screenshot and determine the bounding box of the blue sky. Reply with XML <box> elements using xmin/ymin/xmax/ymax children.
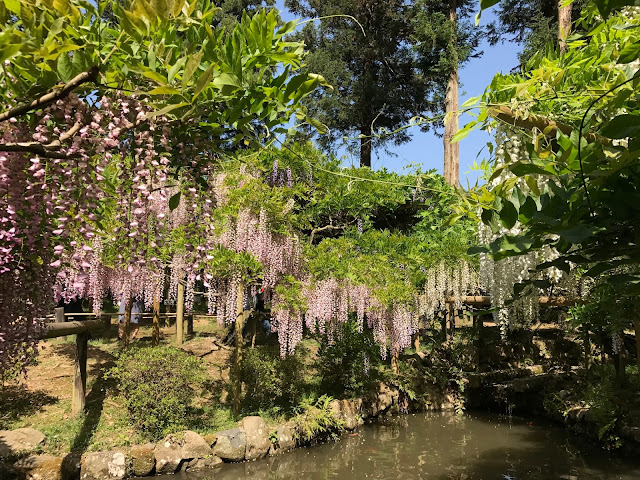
<box><xmin>275</xmin><ymin>1</ymin><xmax>522</xmax><ymax>185</ymax></box>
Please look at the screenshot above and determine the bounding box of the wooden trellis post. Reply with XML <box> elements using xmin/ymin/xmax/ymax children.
<box><xmin>72</xmin><ymin>331</ymin><xmax>88</xmax><ymax>415</ymax></box>
<box><xmin>176</xmin><ymin>282</ymin><xmax>185</xmax><ymax>346</ymax></box>
<box><xmin>41</xmin><ymin>319</ymin><xmax>102</xmax><ymax>415</ymax></box>
<box><xmin>152</xmin><ymin>297</ymin><xmax>160</xmax><ymax>347</ymax></box>
<box><xmin>55</xmin><ymin>307</ymin><xmax>66</xmax><ymax>341</ymax></box>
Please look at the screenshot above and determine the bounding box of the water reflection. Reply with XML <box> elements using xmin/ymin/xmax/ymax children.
<box><xmin>147</xmin><ymin>412</ymin><xmax>640</xmax><ymax>480</ymax></box>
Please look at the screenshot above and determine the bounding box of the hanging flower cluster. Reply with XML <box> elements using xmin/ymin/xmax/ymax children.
<box><xmin>479</xmin><ymin>127</ymin><xmax>582</xmax><ymax>333</ymax></box>
<box><xmin>0</xmin><ymin>89</ymin><xmax>181</xmax><ymax>373</ymax></box>
<box><xmin>418</xmin><ymin>260</ymin><xmax>479</xmax><ymax>314</ymax></box>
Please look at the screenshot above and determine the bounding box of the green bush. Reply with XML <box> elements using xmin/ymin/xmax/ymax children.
<box><xmin>317</xmin><ymin>319</ymin><xmax>382</xmax><ymax>397</ymax></box>
<box><xmin>290</xmin><ymin>395</ymin><xmax>343</xmax><ymax>444</ymax></box>
<box><xmin>109</xmin><ymin>346</ymin><xmax>206</xmax><ymax>440</ymax></box>
<box><xmin>240</xmin><ymin>344</ymin><xmax>306</xmax><ymax>414</ymax></box>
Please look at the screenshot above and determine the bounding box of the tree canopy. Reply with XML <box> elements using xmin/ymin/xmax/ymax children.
<box><xmin>284</xmin><ymin>0</ymin><xmax>481</xmax><ymax>168</ymax></box>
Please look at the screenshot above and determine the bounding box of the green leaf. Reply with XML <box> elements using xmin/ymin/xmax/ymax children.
<box><xmin>475</xmin><ymin>0</ymin><xmax>500</xmax><ymax>24</ymax></box>
<box><xmin>194</xmin><ymin>65</ymin><xmax>214</xmax><ymax>99</ymax></box>
<box><xmin>169</xmin><ymin>192</ymin><xmax>181</xmax><ymax>211</ymax></box>
<box><xmin>556</xmin><ymin>225</ymin><xmax>598</xmax><ymax>244</ymax></box>
<box><xmin>3</xmin><ymin>0</ymin><xmax>20</xmax><ymax>14</ymax></box>
<box><xmin>498</xmin><ymin>200</ymin><xmax>518</xmax><ymax>229</ymax></box>
<box><xmin>451</xmin><ymin>121</ymin><xmax>477</xmax><ymax>143</ymax></box>
<box><xmin>148</xmin><ymin>86</ymin><xmax>181</xmax><ymax>95</ymax></box>
<box><xmin>212</xmin><ymin>72</ymin><xmax>241</xmax><ymax>90</ymax></box>
<box><xmin>593</xmin><ymin>0</ymin><xmax>640</xmax><ymax>18</ymax></box>
<box><xmin>181</xmin><ymin>51</ymin><xmax>202</xmax><ymax>88</ymax></box>
<box><xmin>600</xmin><ymin>114</ymin><xmax>640</xmax><ymax>139</ymax></box>
<box><xmin>168</xmin><ymin>56</ymin><xmax>187</xmax><ymax>84</ymax></box>
<box><xmin>145</xmin><ymin>102</ymin><xmax>188</xmax><ymax>119</ymax></box>
<box><xmin>509</xmin><ymin>161</ymin><xmax>550</xmax><ymax>177</ymax></box>
<box><xmin>304</xmin><ymin>115</ymin><xmax>328</xmax><ymax>134</ymax></box>
<box><xmin>141</xmin><ymin>70</ymin><xmax>167</xmax><ymax>84</ymax></box>
<box><xmin>57</xmin><ymin>53</ymin><xmax>75</xmax><ymax>83</ymax></box>
<box><xmin>618</xmin><ymin>40</ymin><xmax>640</xmax><ymax>63</ymax></box>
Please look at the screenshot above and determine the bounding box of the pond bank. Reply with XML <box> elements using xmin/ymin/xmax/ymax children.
<box><xmin>2</xmin><ymin>382</ymin><xmax>453</xmax><ymax>479</ymax></box>
<box><xmin>5</xmin><ymin>367</ymin><xmax>640</xmax><ymax>479</ymax></box>
<box><xmin>144</xmin><ymin>412</ymin><xmax>640</xmax><ymax>480</ymax></box>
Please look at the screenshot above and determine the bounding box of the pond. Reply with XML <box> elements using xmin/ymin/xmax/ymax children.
<box><xmin>148</xmin><ymin>412</ymin><xmax>640</xmax><ymax>480</ymax></box>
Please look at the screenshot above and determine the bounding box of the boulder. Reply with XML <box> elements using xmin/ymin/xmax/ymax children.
<box><xmin>154</xmin><ymin>437</ymin><xmax>183</xmax><ymax>475</ymax></box>
<box><xmin>14</xmin><ymin>455</ymin><xmax>63</xmax><ymax>480</ymax></box>
<box><xmin>130</xmin><ymin>443</ymin><xmax>155</xmax><ymax>477</ymax></box>
<box><xmin>364</xmin><ymin>384</ymin><xmax>398</xmax><ymax>417</ymax></box>
<box><xmin>268</xmin><ymin>424</ymin><xmax>296</xmax><ymax>456</ymax></box>
<box><xmin>240</xmin><ymin>417</ymin><xmax>271</xmax><ymax>461</ymax></box>
<box><xmin>184</xmin><ymin>455</ymin><xmax>223</xmax><ymax>471</ymax></box>
<box><xmin>0</xmin><ymin>428</ymin><xmax>46</xmax><ymax>458</ymax></box>
<box><xmin>80</xmin><ymin>451</ymin><xmax>127</xmax><ymax>480</ymax></box>
<box><xmin>203</xmin><ymin>434</ymin><xmax>218</xmax><ymax>447</ymax></box>
<box><xmin>154</xmin><ymin>431</ymin><xmax>213</xmax><ymax>474</ymax></box>
<box><xmin>182</xmin><ymin>431</ymin><xmax>213</xmax><ymax>459</ymax></box>
<box><xmin>212</xmin><ymin>428</ymin><xmax>246</xmax><ymax>462</ymax></box>
<box><xmin>329</xmin><ymin>399</ymin><xmax>362</xmax><ymax>431</ymax></box>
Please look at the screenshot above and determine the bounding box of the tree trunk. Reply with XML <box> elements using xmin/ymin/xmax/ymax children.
<box><xmin>443</xmin><ymin>0</ymin><xmax>459</xmax><ymax>187</ymax></box>
<box><xmin>360</xmin><ymin>126</ymin><xmax>372</xmax><ymax>168</ymax></box>
<box><xmin>391</xmin><ymin>351</ymin><xmax>399</xmax><ymax>374</ymax></box>
<box><xmin>558</xmin><ymin>1</ymin><xmax>572</xmax><ymax>53</ymax></box>
<box><xmin>152</xmin><ymin>297</ymin><xmax>160</xmax><ymax>347</ymax></box>
<box><xmin>233</xmin><ymin>286</ymin><xmax>246</xmax><ymax>416</ymax></box>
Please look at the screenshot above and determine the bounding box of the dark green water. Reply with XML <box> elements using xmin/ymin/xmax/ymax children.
<box><xmin>150</xmin><ymin>412</ymin><xmax>640</xmax><ymax>479</ymax></box>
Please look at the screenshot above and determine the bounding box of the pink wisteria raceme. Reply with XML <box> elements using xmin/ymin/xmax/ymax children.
<box><xmin>0</xmin><ymin>90</ymin><xmax>179</xmax><ymax>373</ymax></box>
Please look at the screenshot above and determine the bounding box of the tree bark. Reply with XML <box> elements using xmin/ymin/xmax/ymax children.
<box><xmin>233</xmin><ymin>286</ymin><xmax>245</xmax><ymax>416</ymax></box>
<box><xmin>558</xmin><ymin>1</ymin><xmax>572</xmax><ymax>54</ymax></box>
<box><xmin>360</xmin><ymin>126</ymin><xmax>372</xmax><ymax>168</ymax></box>
<box><xmin>391</xmin><ymin>351</ymin><xmax>399</xmax><ymax>374</ymax></box>
<box><xmin>443</xmin><ymin>0</ymin><xmax>459</xmax><ymax>187</ymax></box>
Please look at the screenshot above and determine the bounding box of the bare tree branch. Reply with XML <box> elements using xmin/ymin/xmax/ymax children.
<box><xmin>309</xmin><ymin>216</ymin><xmax>353</xmax><ymax>244</ymax></box>
<box><xmin>0</xmin><ymin>121</ymin><xmax>85</xmax><ymax>158</ymax></box>
<box><xmin>489</xmin><ymin>105</ymin><xmax>608</xmax><ymax>145</ymax></box>
<box><xmin>0</xmin><ymin>66</ymin><xmax>99</xmax><ymax>123</ymax></box>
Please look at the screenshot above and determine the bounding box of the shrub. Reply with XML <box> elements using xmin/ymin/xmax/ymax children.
<box><xmin>316</xmin><ymin>319</ymin><xmax>382</xmax><ymax>397</ymax></box>
<box><xmin>290</xmin><ymin>395</ymin><xmax>343</xmax><ymax>443</ymax></box>
<box><xmin>109</xmin><ymin>346</ymin><xmax>206</xmax><ymax>440</ymax></box>
<box><xmin>240</xmin><ymin>344</ymin><xmax>306</xmax><ymax>414</ymax></box>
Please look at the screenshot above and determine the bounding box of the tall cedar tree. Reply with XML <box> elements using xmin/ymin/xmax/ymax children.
<box><xmin>487</xmin><ymin>0</ymin><xmax>586</xmax><ymax>63</ymax></box>
<box><xmin>285</xmin><ymin>0</ymin><xmax>480</xmax><ymax>168</ymax></box>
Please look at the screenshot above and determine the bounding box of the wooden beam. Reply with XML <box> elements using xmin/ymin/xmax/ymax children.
<box><xmin>444</xmin><ymin>295</ymin><xmax>579</xmax><ymax>307</ymax></box>
<box><xmin>41</xmin><ymin>320</ymin><xmax>103</xmax><ymax>339</ymax></box>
